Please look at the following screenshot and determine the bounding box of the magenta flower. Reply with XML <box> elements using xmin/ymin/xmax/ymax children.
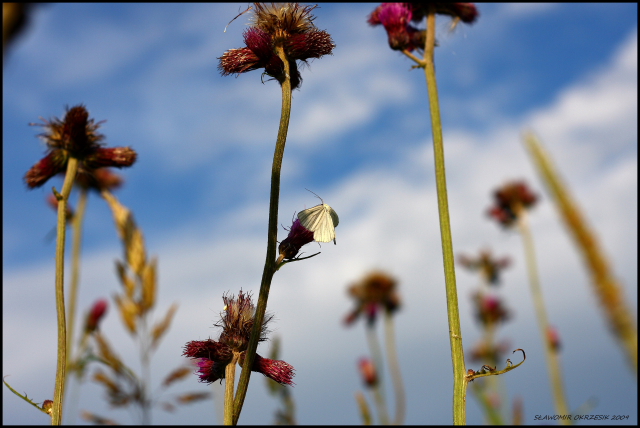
<box><xmin>183</xmin><ymin>290</ymin><xmax>295</xmax><ymax>386</ymax></box>
<box><xmin>368</xmin><ymin>3</ymin><xmax>478</xmax><ymax>52</ymax></box>
<box><xmin>278</xmin><ymin>219</ymin><xmax>315</xmax><ymax>261</ymax></box>
<box><xmin>24</xmin><ymin>105</ymin><xmax>137</xmax><ymax>189</ymax></box>
<box><xmin>218</xmin><ymin>3</ymin><xmax>335</xmax><ymax>89</ymax></box>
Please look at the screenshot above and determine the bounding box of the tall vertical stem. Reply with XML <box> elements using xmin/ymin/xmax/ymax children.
<box><xmin>384</xmin><ymin>313</ymin><xmax>406</xmax><ymax>425</ymax></box>
<box><xmin>232</xmin><ymin>44</ymin><xmax>292</xmax><ymax>425</ymax></box>
<box><xmin>518</xmin><ymin>211</ymin><xmax>570</xmax><ymax>423</ymax></box>
<box><xmin>423</xmin><ymin>10</ymin><xmax>466</xmax><ymax>424</ymax></box>
<box><xmin>366</xmin><ymin>326</ymin><xmax>389</xmax><ymax>425</ymax></box>
<box><xmin>66</xmin><ymin>189</ymin><xmax>87</xmax><ymax>368</ymax></box>
<box><xmin>52</xmin><ymin>157</ymin><xmax>79</xmax><ymax>425</ymax></box>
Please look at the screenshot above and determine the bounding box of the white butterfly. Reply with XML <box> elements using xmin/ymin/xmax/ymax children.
<box><xmin>297</xmin><ymin>190</ymin><xmax>339</xmax><ymax>244</ymax></box>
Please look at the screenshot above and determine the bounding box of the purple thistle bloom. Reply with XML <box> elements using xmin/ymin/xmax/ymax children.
<box><xmin>278</xmin><ymin>219</ymin><xmax>315</xmax><ymax>260</ymax></box>
<box><xmin>183</xmin><ymin>290</ymin><xmax>295</xmax><ymax>386</ymax></box>
<box><xmin>218</xmin><ymin>3</ymin><xmax>335</xmax><ymax>89</ymax></box>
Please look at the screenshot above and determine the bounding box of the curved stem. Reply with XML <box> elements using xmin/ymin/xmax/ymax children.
<box><xmin>232</xmin><ymin>44</ymin><xmax>292</xmax><ymax>425</ymax></box>
<box><xmin>366</xmin><ymin>326</ymin><xmax>389</xmax><ymax>425</ymax></box>
<box><xmin>518</xmin><ymin>211</ymin><xmax>570</xmax><ymax>423</ymax></box>
<box><xmin>422</xmin><ymin>10</ymin><xmax>466</xmax><ymax>425</ymax></box>
<box><xmin>384</xmin><ymin>313</ymin><xmax>406</xmax><ymax>425</ymax></box>
<box><xmin>52</xmin><ymin>156</ymin><xmax>79</xmax><ymax>425</ymax></box>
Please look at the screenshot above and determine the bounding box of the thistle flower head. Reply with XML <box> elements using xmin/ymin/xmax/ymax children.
<box><xmin>217</xmin><ymin>290</ymin><xmax>272</xmax><ymax>352</ymax></box>
<box><xmin>24</xmin><ymin>105</ymin><xmax>137</xmax><ymax>189</ymax></box>
<box><xmin>183</xmin><ymin>290</ymin><xmax>294</xmax><ymax>386</ymax></box>
<box><xmin>219</xmin><ymin>3</ymin><xmax>335</xmax><ymax>89</ymax></box>
<box><xmin>368</xmin><ymin>3</ymin><xmax>478</xmax><ymax>52</ymax></box>
<box><xmin>344</xmin><ymin>271</ymin><xmax>401</xmax><ymax>327</ymax></box>
<box><xmin>278</xmin><ymin>218</ymin><xmax>315</xmax><ymax>260</ymax></box>
<box><xmin>487</xmin><ymin>180</ymin><xmax>538</xmax><ymax>228</ymax></box>
<box><xmin>458</xmin><ymin>248</ymin><xmax>511</xmax><ymax>285</ymax></box>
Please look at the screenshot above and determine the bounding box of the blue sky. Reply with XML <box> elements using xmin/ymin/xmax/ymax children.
<box><xmin>3</xmin><ymin>3</ymin><xmax>637</xmax><ymax>425</ymax></box>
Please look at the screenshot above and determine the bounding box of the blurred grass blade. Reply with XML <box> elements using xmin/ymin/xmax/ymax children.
<box><xmin>523</xmin><ymin>131</ymin><xmax>637</xmax><ymax>373</ymax></box>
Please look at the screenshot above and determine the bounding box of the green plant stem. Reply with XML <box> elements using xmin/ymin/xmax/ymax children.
<box><xmin>366</xmin><ymin>326</ymin><xmax>390</xmax><ymax>425</ymax></box>
<box><xmin>224</xmin><ymin>354</ymin><xmax>239</xmax><ymax>425</ymax></box>
<box><xmin>62</xmin><ymin>188</ymin><xmax>86</xmax><ymax>424</ymax></box>
<box><xmin>52</xmin><ymin>156</ymin><xmax>79</xmax><ymax>425</ymax></box>
<box><xmin>383</xmin><ymin>312</ymin><xmax>406</xmax><ymax>425</ymax></box>
<box><xmin>422</xmin><ymin>10</ymin><xmax>466</xmax><ymax>425</ymax></box>
<box><xmin>232</xmin><ymin>44</ymin><xmax>292</xmax><ymax>425</ymax></box>
<box><xmin>518</xmin><ymin>210</ymin><xmax>570</xmax><ymax>423</ymax></box>
<box><xmin>65</xmin><ymin>189</ymin><xmax>87</xmax><ymax>368</ymax></box>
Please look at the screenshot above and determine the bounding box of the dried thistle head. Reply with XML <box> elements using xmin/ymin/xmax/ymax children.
<box><xmin>24</xmin><ymin>105</ymin><xmax>137</xmax><ymax>189</ymax></box>
<box><xmin>219</xmin><ymin>2</ymin><xmax>335</xmax><ymax>89</ymax></box>
<box><xmin>183</xmin><ymin>290</ymin><xmax>294</xmax><ymax>386</ymax></box>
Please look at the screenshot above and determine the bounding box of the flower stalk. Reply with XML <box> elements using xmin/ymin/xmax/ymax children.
<box><xmin>383</xmin><ymin>311</ymin><xmax>406</xmax><ymax>425</ymax></box>
<box><xmin>422</xmin><ymin>10</ymin><xmax>467</xmax><ymax>424</ymax></box>
<box><xmin>517</xmin><ymin>209</ymin><xmax>570</xmax><ymax>422</ymax></box>
<box><xmin>224</xmin><ymin>354</ymin><xmax>239</xmax><ymax>425</ymax></box>
<box><xmin>52</xmin><ymin>156</ymin><xmax>79</xmax><ymax>425</ymax></box>
<box><xmin>232</xmin><ymin>43</ymin><xmax>292</xmax><ymax>425</ymax></box>
<box><xmin>366</xmin><ymin>326</ymin><xmax>390</xmax><ymax>425</ymax></box>
<box><xmin>66</xmin><ymin>189</ymin><xmax>88</xmax><ymax>369</ymax></box>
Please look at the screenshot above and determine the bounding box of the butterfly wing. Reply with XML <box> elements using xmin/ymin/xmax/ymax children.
<box><xmin>298</xmin><ymin>204</ymin><xmax>325</xmax><ymax>232</ymax></box>
<box><xmin>316</xmin><ymin>206</ymin><xmax>336</xmax><ymax>243</ymax></box>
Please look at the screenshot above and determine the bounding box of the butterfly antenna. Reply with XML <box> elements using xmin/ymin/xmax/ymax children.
<box><xmin>304</xmin><ymin>188</ymin><xmax>324</xmax><ymax>204</ymax></box>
